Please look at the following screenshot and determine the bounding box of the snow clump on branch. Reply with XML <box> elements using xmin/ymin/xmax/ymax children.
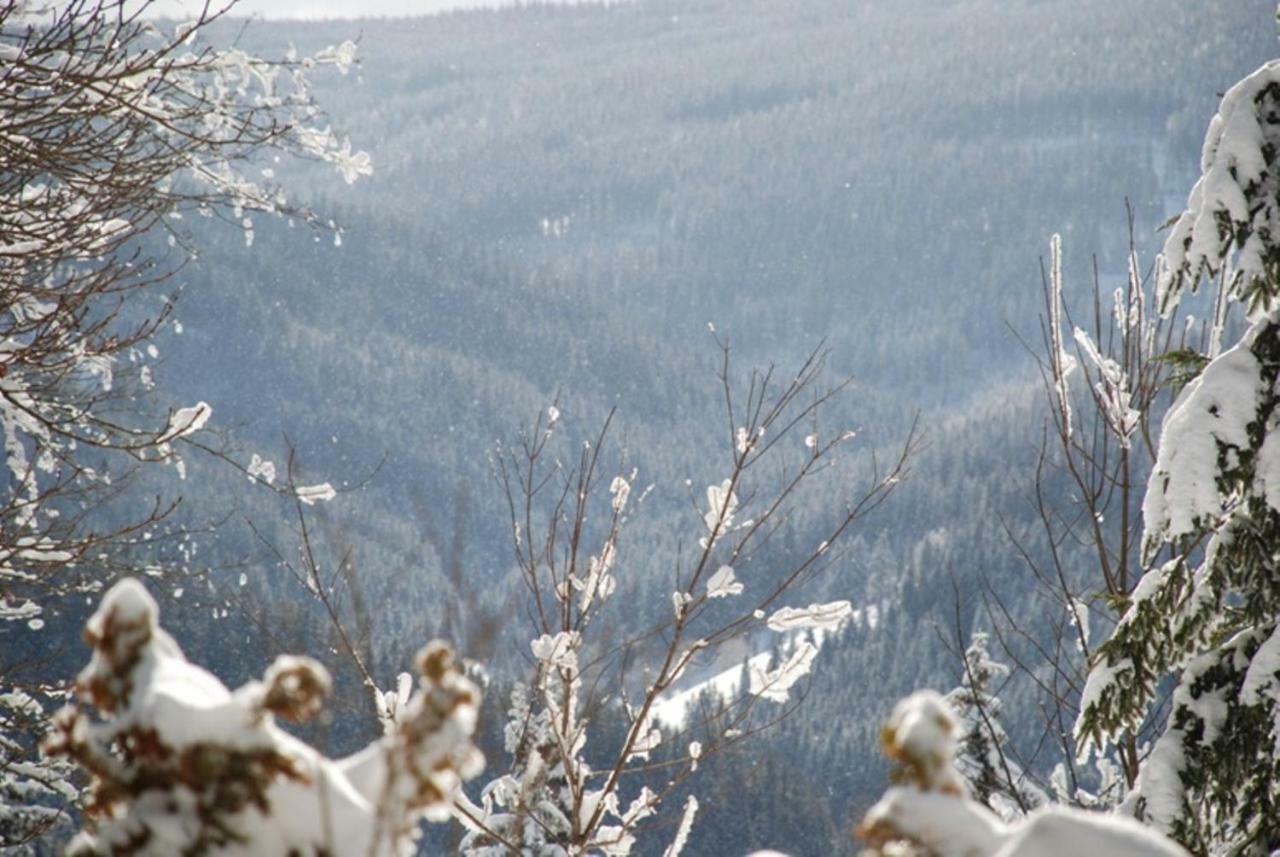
<box><xmin>857</xmin><ymin>690</ymin><xmax>1187</xmax><ymax>857</ymax></box>
<box><xmin>44</xmin><ymin>577</ymin><xmax>482</xmax><ymax>856</ymax></box>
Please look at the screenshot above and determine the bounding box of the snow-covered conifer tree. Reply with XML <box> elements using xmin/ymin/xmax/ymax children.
<box><xmin>946</xmin><ymin>633</ymin><xmax>1046</xmax><ymax>821</ymax></box>
<box><xmin>1077</xmin><ymin>54</ymin><xmax>1280</xmax><ymax>853</ymax></box>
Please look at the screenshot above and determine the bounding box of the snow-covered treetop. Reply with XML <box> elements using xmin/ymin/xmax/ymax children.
<box><xmin>45</xmin><ymin>577</ymin><xmax>483</xmax><ymax>856</ymax></box>
<box><xmin>879</xmin><ymin>690</ymin><xmax>966</xmax><ymax>795</ymax></box>
<box><xmin>1159</xmin><ymin>60</ymin><xmax>1280</xmax><ymax>318</ymax></box>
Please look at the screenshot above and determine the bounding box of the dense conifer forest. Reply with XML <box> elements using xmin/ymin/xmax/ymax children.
<box><xmin>147</xmin><ymin>0</ymin><xmax>1280</xmax><ymax>849</ymax></box>
<box><xmin>6</xmin><ymin>1</ymin><xmax>1280</xmax><ymax>853</ymax></box>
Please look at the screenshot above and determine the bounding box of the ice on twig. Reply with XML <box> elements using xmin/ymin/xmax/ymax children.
<box><xmin>706</xmin><ymin>565</ymin><xmax>743</xmax><ymax>599</ymax></box>
<box><xmin>295</xmin><ymin>482</ymin><xmax>336</xmax><ymax>505</ymax></box>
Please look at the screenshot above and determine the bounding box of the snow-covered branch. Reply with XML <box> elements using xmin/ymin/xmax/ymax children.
<box><xmin>44</xmin><ymin>577</ymin><xmax>482</xmax><ymax>856</ymax></box>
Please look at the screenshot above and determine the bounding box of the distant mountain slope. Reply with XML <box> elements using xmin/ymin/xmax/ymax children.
<box><xmin>142</xmin><ymin>2</ymin><xmax>1280</xmax><ymax>852</ymax></box>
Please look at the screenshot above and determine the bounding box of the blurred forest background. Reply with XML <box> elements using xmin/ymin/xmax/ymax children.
<box><xmin>23</xmin><ymin>0</ymin><xmax>1276</xmax><ymax>852</ymax></box>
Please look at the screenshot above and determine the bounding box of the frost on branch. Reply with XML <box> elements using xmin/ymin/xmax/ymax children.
<box><xmin>739</xmin><ymin>601</ymin><xmax>854</xmax><ymax>705</ymax></box>
<box><xmin>1046</xmin><ymin>233</ymin><xmax>1074</xmax><ymax>439</ymax></box>
<box><xmin>477</xmin><ymin>350</ymin><xmax>914</xmax><ymax>854</ymax></box>
<box><xmin>662</xmin><ymin>795</ymin><xmax>698</xmax><ymax>857</ymax></box>
<box><xmin>45</xmin><ymin>578</ymin><xmax>482</xmax><ymax>856</ymax></box>
<box><xmin>0</xmin><ymin>0</ymin><xmax>371</xmax><ymax>624</ymax></box>
<box><xmin>747</xmin><ymin>641</ymin><xmax>817</xmax><ymax>704</ymax></box>
<box><xmin>764</xmin><ymin>600</ymin><xmax>852</xmax><ymax>632</ymax></box>
<box><xmin>157</xmin><ymin>402</ymin><xmax>213</xmax><ymax>443</ymax></box>
<box><xmin>1072</xmin><ymin>326</ymin><xmax>1140</xmax><ymax>448</ymax></box>
<box><xmin>701</xmin><ymin>478</ymin><xmax>740</xmax><ymax>546</ymax></box>
<box><xmin>295</xmin><ymin>481</ymin><xmax>338</xmax><ymax>505</ymax></box>
<box><xmin>857</xmin><ymin>691</ymin><xmax>1186</xmax><ymax>857</ymax></box>
<box><xmin>705</xmin><ymin>564</ymin><xmax>743</xmax><ymax>598</ymax></box>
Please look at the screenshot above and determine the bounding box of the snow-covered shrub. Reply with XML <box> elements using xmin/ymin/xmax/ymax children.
<box><xmin>461</xmin><ymin>349</ymin><xmax>915</xmax><ymax>855</ymax></box>
<box><xmin>44</xmin><ymin>577</ymin><xmax>481</xmax><ymax>855</ymax></box>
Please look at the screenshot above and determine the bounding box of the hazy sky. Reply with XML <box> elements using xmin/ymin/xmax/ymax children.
<box><xmin>142</xmin><ymin>0</ymin><xmax>593</xmax><ymax>19</ymax></box>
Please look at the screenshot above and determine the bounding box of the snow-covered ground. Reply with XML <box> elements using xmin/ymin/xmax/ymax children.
<box><xmin>652</xmin><ymin>604</ymin><xmax>879</xmax><ymax>727</ymax></box>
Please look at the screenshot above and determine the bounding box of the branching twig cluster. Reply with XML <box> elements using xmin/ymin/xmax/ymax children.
<box><xmin>461</xmin><ymin>340</ymin><xmax>917</xmax><ymax>855</ymax></box>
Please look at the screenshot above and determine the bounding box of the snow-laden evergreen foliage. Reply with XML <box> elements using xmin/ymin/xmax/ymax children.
<box><xmin>1159</xmin><ymin>61</ymin><xmax>1280</xmax><ymax>319</ymax></box>
<box><xmin>0</xmin><ymin>684</ymin><xmax>76</xmax><ymax>846</ymax></box>
<box><xmin>1077</xmin><ymin>317</ymin><xmax>1280</xmax><ymax>851</ymax></box>
<box><xmin>1077</xmin><ymin>46</ymin><xmax>1280</xmax><ymax>855</ymax></box>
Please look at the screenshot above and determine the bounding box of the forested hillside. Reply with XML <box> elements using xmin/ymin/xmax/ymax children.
<box><xmin>15</xmin><ymin>0</ymin><xmax>1278</xmax><ymax>853</ymax></box>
